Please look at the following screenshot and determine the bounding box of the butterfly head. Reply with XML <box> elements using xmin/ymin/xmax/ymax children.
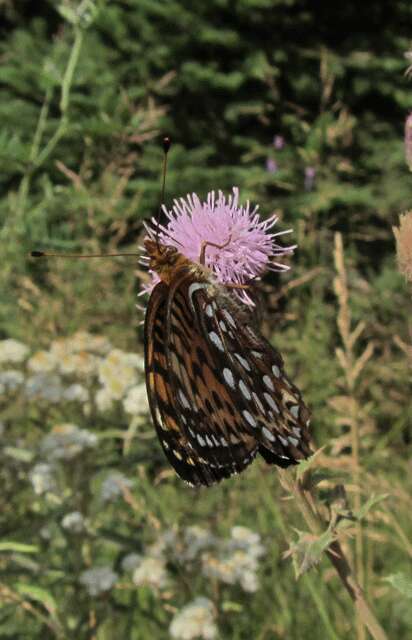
<box><xmin>144</xmin><ymin>238</ymin><xmax>190</xmax><ymax>284</ymax></box>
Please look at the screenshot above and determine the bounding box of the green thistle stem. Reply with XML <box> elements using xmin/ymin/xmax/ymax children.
<box><xmin>278</xmin><ymin>469</ymin><xmax>388</xmax><ymax>640</ymax></box>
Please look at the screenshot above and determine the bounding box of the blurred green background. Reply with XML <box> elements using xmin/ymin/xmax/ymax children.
<box><xmin>0</xmin><ymin>1</ymin><xmax>411</xmax><ymax>638</ymax></box>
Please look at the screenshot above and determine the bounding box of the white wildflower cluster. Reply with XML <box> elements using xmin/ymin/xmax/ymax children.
<box><xmin>169</xmin><ymin>597</ymin><xmax>218</xmax><ymax>640</ymax></box>
<box><xmin>179</xmin><ymin>526</ymin><xmax>217</xmax><ymax>562</ymax></box>
<box><xmin>29</xmin><ymin>463</ymin><xmax>56</xmax><ymax>495</ymax></box>
<box><xmin>2</xmin><ymin>333</ymin><xmax>151</xmax><ymax>508</ymax></box>
<box><xmin>131</xmin><ymin>555</ymin><xmax>169</xmax><ymax>589</ymax></box>
<box><xmin>120</xmin><ymin>532</ymin><xmax>175</xmax><ymax>591</ymax></box>
<box><xmin>0</xmin><ymin>332</ymin><xmax>149</xmax><ymax>420</ymax></box>
<box><xmin>100</xmin><ymin>471</ymin><xmax>134</xmax><ymax>502</ymax></box>
<box><xmin>145</xmin><ymin>526</ymin><xmax>215</xmax><ymax>564</ymax></box>
<box><xmin>40</xmin><ymin>423</ymin><xmax>98</xmax><ymax>461</ymax></box>
<box><xmin>201</xmin><ymin>526</ymin><xmax>265</xmax><ymax>593</ymax></box>
<box><xmin>97</xmin><ymin>348</ymin><xmax>147</xmax><ymax>415</ymax></box>
<box><xmin>0</xmin><ymin>339</ymin><xmax>29</xmax><ymax>364</ymax></box>
<box><xmin>61</xmin><ymin>511</ymin><xmax>86</xmax><ymax>533</ymax></box>
<box><xmin>79</xmin><ymin>566</ymin><xmax>118</xmax><ymax>596</ymax></box>
<box><xmin>0</xmin><ymin>370</ymin><xmax>24</xmax><ymax>394</ymax></box>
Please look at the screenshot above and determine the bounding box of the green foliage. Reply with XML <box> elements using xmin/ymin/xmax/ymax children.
<box><xmin>1</xmin><ymin>0</ymin><xmax>411</xmax><ymax>638</ymax></box>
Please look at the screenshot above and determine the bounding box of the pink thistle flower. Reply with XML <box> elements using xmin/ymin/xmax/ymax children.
<box><xmin>140</xmin><ymin>187</ymin><xmax>296</xmax><ymax>306</ymax></box>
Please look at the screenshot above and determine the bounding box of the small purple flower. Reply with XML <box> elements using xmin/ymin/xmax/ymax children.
<box><xmin>273</xmin><ymin>135</ymin><xmax>285</xmax><ymax>150</ymax></box>
<box><xmin>140</xmin><ymin>187</ymin><xmax>295</xmax><ymax>305</ymax></box>
<box><xmin>405</xmin><ymin>113</ymin><xmax>412</xmax><ymax>170</ymax></box>
<box><xmin>265</xmin><ymin>158</ymin><xmax>278</xmax><ymax>174</ymax></box>
<box><xmin>304</xmin><ymin>166</ymin><xmax>316</xmax><ymax>192</ymax></box>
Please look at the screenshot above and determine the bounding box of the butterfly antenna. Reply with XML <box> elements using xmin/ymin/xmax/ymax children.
<box><xmin>155</xmin><ymin>136</ymin><xmax>171</xmax><ymax>250</ymax></box>
<box><xmin>30</xmin><ymin>250</ymin><xmax>138</xmax><ymax>259</ymax></box>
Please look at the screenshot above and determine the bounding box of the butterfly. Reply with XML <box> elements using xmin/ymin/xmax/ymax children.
<box><xmin>144</xmin><ymin>237</ymin><xmax>312</xmax><ymax>487</ymax></box>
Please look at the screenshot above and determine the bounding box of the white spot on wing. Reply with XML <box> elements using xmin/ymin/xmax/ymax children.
<box><xmin>243</xmin><ymin>410</ymin><xmax>257</xmax><ymax>428</ymax></box>
<box><xmin>209</xmin><ymin>331</ymin><xmax>224</xmax><ymax>352</ymax></box>
<box><xmin>163</xmin><ymin>440</ymin><xmax>169</xmax><ymax>450</ymax></box>
<box><xmin>220</xmin><ymin>436</ymin><xmax>229</xmax><ymax>447</ymax></box>
<box><xmin>279</xmin><ymin>435</ymin><xmax>288</xmax><ymax>446</ymax></box>
<box><xmin>262</xmin><ymin>426</ymin><xmax>276</xmax><ymax>442</ymax></box>
<box><xmin>263</xmin><ymin>375</ymin><xmax>274</xmax><ymax>391</ymax></box>
<box><xmin>272</xmin><ymin>365</ymin><xmax>281</xmax><ymax>377</ymax></box>
<box><xmin>219</xmin><ymin>320</ymin><xmax>227</xmax><ymax>332</ymax></box>
<box><xmin>197</xmin><ymin>434</ymin><xmax>205</xmax><ymax>446</ymax></box>
<box><xmin>178</xmin><ymin>389</ymin><xmax>190</xmax><ymax>409</ymax></box>
<box><xmin>252</xmin><ymin>392</ymin><xmax>265</xmax><ymax>413</ymax></box>
<box><xmin>290</xmin><ymin>405</ymin><xmax>300</xmax><ymax>419</ymax></box>
<box><xmin>288</xmin><ymin>436</ymin><xmax>299</xmax><ymax>447</ymax></box>
<box><xmin>239</xmin><ymin>380</ymin><xmax>252</xmax><ymax>400</ymax></box>
<box><xmin>205</xmin><ymin>304</ymin><xmax>213</xmax><ymax>317</ymax></box>
<box><xmin>205</xmin><ymin>435</ymin><xmax>213</xmax><ymax>447</ymax></box>
<box><xmin>222</xmin><ymin>309</ymin><xmax>236</xmax><ymax>328</ymax></box>
<box><xmin>223</xmin><ymin>368</ymin><xmax>235</xmax><ymax>388</ymax></box>
<box><xmin>235</xmin><ymin>353</ymin><xmax>251</xmax><ymax>371</ymax></box>
<box><xmin>264</xmin><ymin>392</ymin><xmax>280</xmax><ymax>413</ymax></box>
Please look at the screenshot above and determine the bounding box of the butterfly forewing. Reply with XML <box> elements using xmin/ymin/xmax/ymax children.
<box><xmin>166</xmin><ymin>276</ymin><xmax>258</xmax><ymax>477</ymax></box>
<box><xmin>145</xmin><ymin>280</ymin><xmax>246</xmax><ymax>486</ymax></box>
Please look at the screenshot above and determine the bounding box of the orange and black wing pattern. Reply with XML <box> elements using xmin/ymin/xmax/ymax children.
<box><xmin>144</xmin><ymin>271</ymin><xmax>311</xmax><ymax>487</ymax></box>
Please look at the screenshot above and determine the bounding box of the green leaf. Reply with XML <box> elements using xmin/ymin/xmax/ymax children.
<box><xmin>3</xmin><ymin>446</ymin><xmax>34</xmax><ymax>462</ymax></box>
<box><xmin>384</xmin><ymin>573</ymin><xmax>412</xmax><ymax>598</ymax></box>
<box><xmin>222</xmin><ymin>601</ymin><xmax>243</xmax><ymax>612</ymax></box>
<box><xmin>296</xmin><ymin>447</ymin><xmax>325</xmax><ymax>480</ymax></box>
<box><xmin>354</xmin><ymin>494</ymin><xmax>388</xmax><ymax>521</ymax></box>
<box><xmin>0</xmin><ymin>542</ymin><xmax>39</xmax><ymax>554</ymax></box>
<box><xmin>285</xmin><ymin>528</ymin><xmax>335</xmax><ymax>577</ymax></box>
<box><xmin>15</xmin><ymin>584</ymin><xmax>58</xmax><ymax>618</ymax></box>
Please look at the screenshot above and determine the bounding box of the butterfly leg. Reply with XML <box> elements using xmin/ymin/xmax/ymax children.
<box><xmin>224</xmin><ymin>282</ymin><xmax>250</xmax><ymax>290</ymax></box>
<box><xmin>199</xmin><ymin>236</ymin><xmax>232</xmax><ymax>265</ymax></box>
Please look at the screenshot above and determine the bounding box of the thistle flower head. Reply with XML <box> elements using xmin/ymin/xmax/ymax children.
<box><xmin>141</xmin><ymin>187</ymin><xmax>295</xmax><ymax>305</ymax></box>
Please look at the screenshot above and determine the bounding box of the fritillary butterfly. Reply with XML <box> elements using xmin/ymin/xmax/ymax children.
<box><xmin>144</xmin><ymin>237</ymin><xmax>312</xmax><ymax>486</ymax></box>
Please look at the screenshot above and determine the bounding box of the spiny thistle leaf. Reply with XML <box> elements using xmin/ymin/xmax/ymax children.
<box><xmin>284</xmin><ymin>528</ymin><xmax>335</xmax><ymax>578</ymax></box>
<box><xmin>384</xmin><ymin>573</ymin><xmax>412</xmax><ymax>598</ymax></box>
<box><xmin>353</xmin><ymin>494</ymin><xmax>388</xmax><ymax>521</ymax></box>
<box><xmin>296</xmin><ymin>447</ymin><xmax>325</xmax><ymax>480</ymax></box>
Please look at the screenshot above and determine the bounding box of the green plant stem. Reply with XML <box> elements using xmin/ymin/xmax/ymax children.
<box><xmin>15</xmin><ymin>26</ymin><xmax>84</xmax><ymax>229</ymax></box>
<box><xmin>36</xmin><ymin>27</ymin><xmax>83</xmax><ymax>169</ymax></box>
<box><xmin>259</xmin><ymin>472</ymin><xmax>341</xmax><ymax>640</ymax></box>
<box><xmin>278</xmin><ymin>469</ymin><xmax>388</xmax><ymax>640</ymax></box>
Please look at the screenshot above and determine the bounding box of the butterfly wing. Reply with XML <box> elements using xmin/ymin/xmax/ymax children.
<box><xmin>144</xmin><ymin>280</ymin><xmax>242</xmax><ymax>486</ymax></box>
<box><xmin>145</xmin><ymin>273</ymin><xmax>311</xmax><ymax>487</ymax></box>
<box><xmin>187</xmin><ymin>282</ymin><xmax>312</xmax><ymax>466</ymax></box>
<box><xmin>164</xmin><ymin>275</ymin><xmax>258</xmax><ymax>482</ymax></box>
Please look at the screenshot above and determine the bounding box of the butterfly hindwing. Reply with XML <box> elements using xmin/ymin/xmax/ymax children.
<box><xmin>188</xmin><ymin>283</ymin><xmax>312</xmax><ymax>465</ymax></box>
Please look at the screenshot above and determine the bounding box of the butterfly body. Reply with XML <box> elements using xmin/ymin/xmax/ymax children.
<box><xmin>144</xmin><ymin>238</ymin><xmax>311</xmax><ymax>487</ymax></box>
